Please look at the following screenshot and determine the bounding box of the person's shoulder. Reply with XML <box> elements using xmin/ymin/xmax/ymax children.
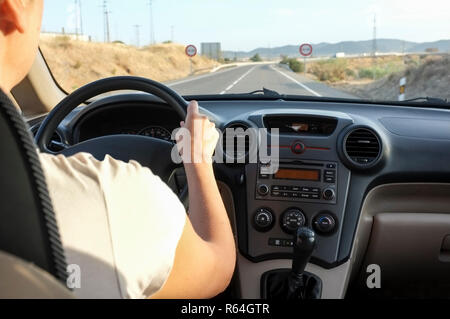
<box><xmin>39</xmin><ymin>151</ymin><xmax>95</xmax><ymax>165</ymax></box>
<box><xmin>39</xmin><ymin>152</ymin><xmax>159</xmax><ymax>186</ymax></box>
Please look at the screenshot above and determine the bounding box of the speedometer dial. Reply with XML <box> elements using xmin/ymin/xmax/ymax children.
<box><xmin>138</xmin><ymin>126</ymin><xmax>172</xmax><ymax>141</ymax></box>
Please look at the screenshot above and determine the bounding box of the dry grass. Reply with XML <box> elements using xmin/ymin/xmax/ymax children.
<box><xmin>306</xmin><ymin>55</ymin><xmax>416</xmax><ymax>83</ymax></box>
<box><xmin>40</xmin><ymin>36</ymin><xmax>217</xmax><ymax>92</ymax></box>
<box><xmin>334</xmin><ymin>55</ymin><xmax>450</xmax><ymax>100</ymax></box>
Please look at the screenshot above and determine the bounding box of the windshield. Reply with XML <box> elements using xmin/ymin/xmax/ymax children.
<box><xmin>40</xmin><ymin>0</ymin><xmax>449</xmax><ymax>102</ymax></box>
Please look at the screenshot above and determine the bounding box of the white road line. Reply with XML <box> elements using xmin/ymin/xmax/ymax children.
<box><xmin>220</xmin><ymin>66</ymin><xmax>257</xmax><ymax>95</ymax></box>
<box><xmin>270</xmin><ymin>65</ymin><xmax>322</xmax><ymax>97</ymax></box>
<box><xmin>168</xmin><ymin>65</ymin><xmax>248</xmax><ymax>87</ymax></box>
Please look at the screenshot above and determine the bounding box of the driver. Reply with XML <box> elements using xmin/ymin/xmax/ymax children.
<box><xmin>0</xmin><ymin>0</ymin><xmax>236</xmax><ymax>298</ymax></box>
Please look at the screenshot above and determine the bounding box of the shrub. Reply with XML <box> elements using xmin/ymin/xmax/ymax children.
<box><xmin>309</xmin><ymin>59</ymin><xmax>348</xmax><ymax>82</ymax></box>
<box><xmin>358</xmin><ymin>67</ymin><xmax>391</xmax><ymax>80</ymax></box>
<box><xmin>279</xmin><ymin>57</ymin><xmax>305</xmax><ymax>73</ymax></box>
<box><xmin>288</xmin><ymin>59</ymin><xmax>304</xmax><ymax>73</ymax></box>
<box><xmin>280</xmin><ymin>55</ymin><xmax>290</xmax><ymax>64</ymax></box>
<box><xmin>54</xmin><ymin>36</ymin><xmax>72</xmax><ymax>49</ymax></box>
<box><xmin>345</xmin><ymin>68</ymin><xmax>356</xmax><ymax>77</ymax></box>
<box><xmin>250</xmin><ymin>54</ymin><xmax>262</xmax><ymax>62</ymax></box>
<box><xmin>73</xmin><ymin>60</ymin><xmax>82</xmax><ymax>70</ymax></box>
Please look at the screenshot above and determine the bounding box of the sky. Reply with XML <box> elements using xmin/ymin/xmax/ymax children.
<box><xmin>41</xmin><ymin>0</ymin><xmax>450</xmax><ymax>51</ymax></box>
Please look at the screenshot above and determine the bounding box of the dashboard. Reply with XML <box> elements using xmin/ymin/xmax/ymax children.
<box><xmin>72</xmin><ymin>102</ymin><xmax>179</xmax><ymax>143</ymax></box>
<box><xmin>31</xmin><ymin>93</ymin><xmax>450</xmax><ymax>297</ymax></box>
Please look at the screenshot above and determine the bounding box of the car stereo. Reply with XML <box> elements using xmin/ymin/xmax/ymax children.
<box><xmin>255</xmin><ymin>160</ymin><xmax>338</xmax><ymax>205</ymax></box>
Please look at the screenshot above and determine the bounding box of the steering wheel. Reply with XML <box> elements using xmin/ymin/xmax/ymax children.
<box><xmin>35</xmin><ymin>76</ymin><xmax>188</xmax><ymax>185</ymax></box>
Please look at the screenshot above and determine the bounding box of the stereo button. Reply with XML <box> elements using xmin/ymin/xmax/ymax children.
<box><xmin>324</xmin><ymin>170</ymin><xmax>336</xmax><ymax>176</ymax></box>
<box><xmin>325</xmin><ymin>177</ymin><xmax>336</xmax><ymax>183</ymax></box>
<box><xmin>323</xmin><ymin>188</ymin><xmax>336</xmax><ymax>200</ymax></box>
<box><xmin>257</xmin><ymin>184</ymin><xmax>270</xmax><ymax>196</ymax></box>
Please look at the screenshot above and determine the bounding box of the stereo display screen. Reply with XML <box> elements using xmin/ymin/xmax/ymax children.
<box><xmin>274</xmin><ymin>169</ymin><xmax>320</xmax><ymax>181</ymax></box>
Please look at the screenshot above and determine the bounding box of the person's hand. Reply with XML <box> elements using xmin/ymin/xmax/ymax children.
<box><xmin>177</xmin><ymin>101</ymin><xmax>219</xmax><ymax>165</ymax></box>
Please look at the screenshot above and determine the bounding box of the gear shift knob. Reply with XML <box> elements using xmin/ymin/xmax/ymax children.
<box><xmin>292</xmin><ymin>227</ymin><xmax>316</xmax><ymax>275</ymax></box>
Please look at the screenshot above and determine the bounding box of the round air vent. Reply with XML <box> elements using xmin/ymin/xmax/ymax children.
<box><xmin>222</xmin><ymin>122</ymin><xmax>255</xmax><ymax>163</ymax></box>
<box><xmin>342</xmin><ymin>127</ymin><xmax>382</xmax><ymax>169</ymax></box>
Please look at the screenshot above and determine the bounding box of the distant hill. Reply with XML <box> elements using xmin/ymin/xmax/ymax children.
<box><xmin>223</xmin><ymin>39</ymin><xmax>450</xmax><ymax>59</ymax></box>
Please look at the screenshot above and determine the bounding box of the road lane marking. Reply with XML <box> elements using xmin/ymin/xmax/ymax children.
<box><xmin>220</xmin><ymin>66</ymin><xmax>257</xmax><ymax>95</ymax></box>
<box><xmin>270</xmin><ymin>65</ymin><xmax>322</xmax><ymax>97</ymax></box>
<box><xmin>168</xmin><ymin>65</ymin><xmax>249</xmax><ymax>87</ymax></box>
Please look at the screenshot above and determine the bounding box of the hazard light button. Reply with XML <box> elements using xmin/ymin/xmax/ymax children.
<box><xmin>291</xmin><ymin>142</ymin><xmax>305</xmax><ymax>154</ymax></box>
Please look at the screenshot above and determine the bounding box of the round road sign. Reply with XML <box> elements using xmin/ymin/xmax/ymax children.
<box><xmin>299</xmin><ymin>43</ymin><xmax>313</xmax><ymax>57</ymax></box>
<box><xmin>185</xmin><ymin>44</ymin><xmax>197</xmax><ymax>57</ymax></box>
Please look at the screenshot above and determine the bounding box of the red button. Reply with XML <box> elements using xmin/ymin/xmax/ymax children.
<box><xmin>291</xmin><ymin>142</ymin><xmax>305</xmax><ymax>154</ymax></box>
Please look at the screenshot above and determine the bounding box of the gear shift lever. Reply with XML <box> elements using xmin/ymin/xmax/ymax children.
<box><xmin>288</xmin><ymin>227</ymin><xmax>316</xmax><ymax>299</ymax></box>
<box><xmin>292</xmin><ymin>227</ymin><xmax>316</xmax><ymax>274</ymax></box>
<box><xmin>261</xmin><ymin>226</ymin><xmax>322</xmax><ymax>299</ymax></box>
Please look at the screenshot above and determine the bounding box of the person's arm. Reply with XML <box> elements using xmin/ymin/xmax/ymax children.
<box><xmin>151</xmin><ymin>101</ymin><xmax>236</xmax><ymax>299</ymax></box>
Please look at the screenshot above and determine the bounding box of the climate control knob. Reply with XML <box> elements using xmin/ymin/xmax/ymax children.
<box><xmin>313</xmin><ymin>213</ymin><xmax>337</xmax><ymax>234</ymax></box>
<box><xmin>281</xmin><ymin>208</ymin><xmax>306</xmax><ymax>234</ymax></box>
<box><xmin>253</xmin><ymin>208</ymin><xmax>275</xmax><ymax>232</ymax></box>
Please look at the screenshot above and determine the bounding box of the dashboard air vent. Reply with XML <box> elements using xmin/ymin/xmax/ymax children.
<box><xmin>222</xmin><ymin>122</ymin><xmax>253</xmax><ymax>163</ymax></box>
<box><xmin>344</xmin><ymin>128</ymin><xmax>381</xmax><ymax>166</ymax></box>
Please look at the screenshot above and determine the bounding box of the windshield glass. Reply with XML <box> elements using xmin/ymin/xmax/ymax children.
<box><xmin>40</xmin><ymin>0</ymin><xmax>449</xmax><ymax>102</ymax></box>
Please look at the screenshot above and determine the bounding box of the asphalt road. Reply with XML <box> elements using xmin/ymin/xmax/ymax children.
<box><xmin>167</xmin><ymin>63</ymin><xmax>356</xmax><ymax>98</ymax></box>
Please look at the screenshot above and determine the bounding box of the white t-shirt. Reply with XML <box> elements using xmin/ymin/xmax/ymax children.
<box><xmin>39</xmin><ymin>152</ymin><xmax>187</xmax><ymax>299</ymax></box>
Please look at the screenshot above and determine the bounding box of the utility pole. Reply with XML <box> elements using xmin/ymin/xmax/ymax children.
<box><xmin>171</xmin><ymin>25</ymin><xmax>174</xmax><ymax>43</ymax></box>
<box><xmin>372</xmin><ymin>14</ymin><xmax>377</xmax><ymax>57</ymax></box>
<box><xmin>148</xmin><ymin>0</ymin><xmax>155</xmax><ymax>45</ymax></box>
<box><xmin>74</xmin><ymin>0</ymin><xmax>78</xmax><ymax>38</ymax></box>
<box><xmin>74</xmin><ymin>0</ymin><xmax>84</xmax><ymax>38</ymax></box>
<box><xmin>103</xmin><ymin>0</ymin><xmax>111</xmax><ymax>43</ymax></box>
<box><xmin>134</xmin><ymin>25</ymin><xmax>142</xmax><ymax>47</ymax></box>
<box><xmin>79</xmin><ymin>0</ymin><xmax>83</xmax><ymax>36</ymax></box>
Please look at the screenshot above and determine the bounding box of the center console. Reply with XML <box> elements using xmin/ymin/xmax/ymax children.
<box><xmin>243</xmin><ymin>112</ymin><xmax>353</xmax><ymax>268</ymax></box>
<box><xmin>254</xmin><ymin>159</ymin><xmax>338</xmax><ymax>235</ymax></box>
